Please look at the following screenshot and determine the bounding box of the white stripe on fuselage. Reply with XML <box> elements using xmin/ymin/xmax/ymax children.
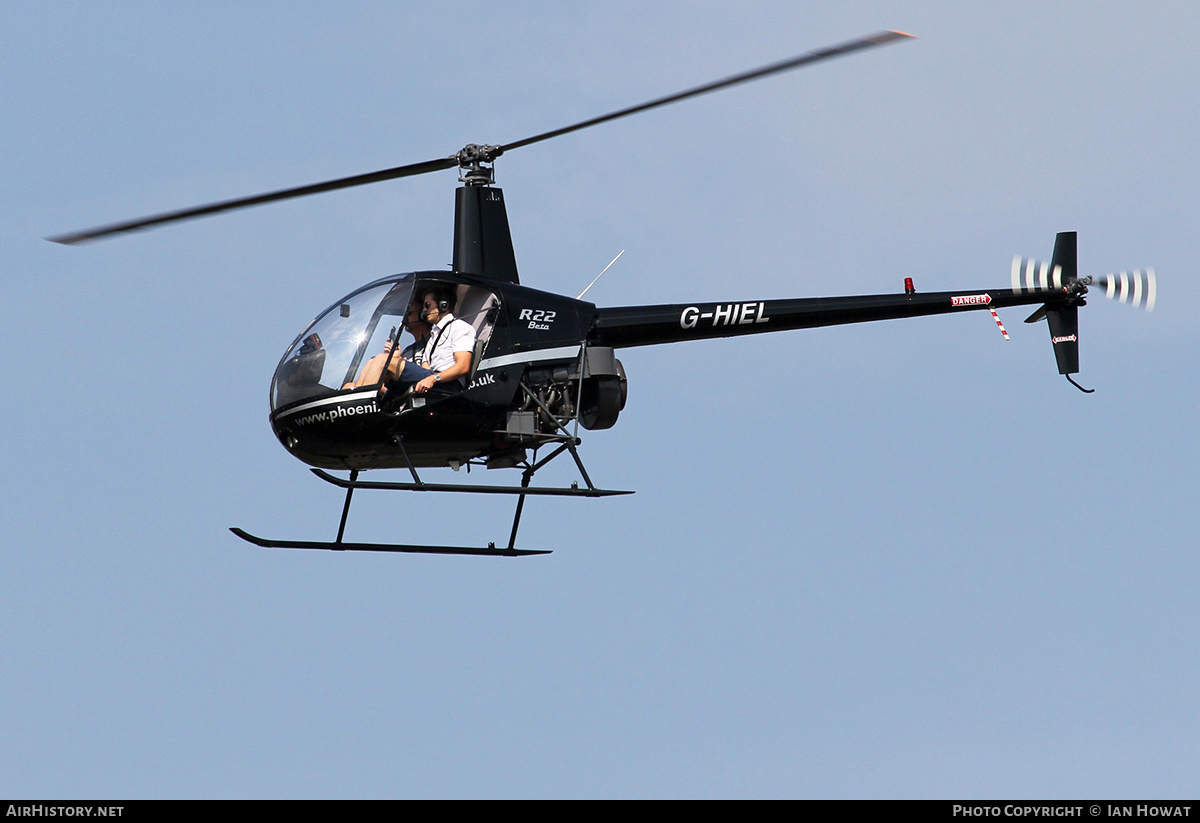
<box><xmin>477</xmin><ymin>345</ymin><xmax>582</xmax><ymax>371</ymax></box>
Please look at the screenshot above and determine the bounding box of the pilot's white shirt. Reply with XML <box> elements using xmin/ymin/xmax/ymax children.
<box><xmin>422</xmin><ymin>314</ymin><xmax>476</xmax><ymax>373</ymax></box>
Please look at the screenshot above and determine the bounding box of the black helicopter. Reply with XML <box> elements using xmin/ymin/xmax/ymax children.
<box><xmin>52</xmin><ymin>31</ymin><xmax>1154</xmax><ymax>556</ymax></box>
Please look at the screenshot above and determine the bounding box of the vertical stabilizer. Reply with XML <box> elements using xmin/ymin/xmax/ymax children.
<box><xmin>1045</xmin><ymin>231</ymin><xmax>1079</xmax><ymax>374</ymax></box>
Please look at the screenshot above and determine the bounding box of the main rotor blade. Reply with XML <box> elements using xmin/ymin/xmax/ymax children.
<box><xmin>50</xmin><ymin>30</ymin><xmax>912</xmax><ymax>245</ymax></box>
<box><xmin>499</xmin><ymin>30</ymin><xmax>914</xmax><ymax>154</ymax></box>
<box><xmin>48</xmin><ymin>155</ymin><xmax>459</xmax><ymax>244</ymax></box>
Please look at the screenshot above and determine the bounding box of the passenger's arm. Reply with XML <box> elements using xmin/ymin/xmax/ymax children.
<box><xmin>414</xmin><ymin>349</ymin><xmax>472</xmax><ymax>393</ymax></box>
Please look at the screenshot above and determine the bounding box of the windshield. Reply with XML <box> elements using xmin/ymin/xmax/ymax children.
<box><xmin>271</xmin><ymin>275</ymin><xmax>415</xmax><ymax>410</ymax></box>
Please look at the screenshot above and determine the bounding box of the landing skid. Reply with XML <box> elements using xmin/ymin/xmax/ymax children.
<box><xmin>231</xmin><ymin>433</ymin><xmax>632</xmax><ymax>557</ymax></box>
<box><xmin>229</xmin><ymin>528</ymin><xmax>550</xmax><ymax>557</ymax></box>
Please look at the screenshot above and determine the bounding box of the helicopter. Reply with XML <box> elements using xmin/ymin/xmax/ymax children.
<box><xmin>51</xmin><ymin>30</ymin><xmax>1155</xmax><ymax>557</ymax></box>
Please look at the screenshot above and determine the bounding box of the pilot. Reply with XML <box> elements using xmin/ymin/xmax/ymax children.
<box><xmin>392</xmin><ymin>286</ymin><xmax>477</xmax><ymax>394</ymax></box>
<box><xmin>342</xmin><ymin>299</ymin><xmax>430</xmax><ymax>390</ymax></box>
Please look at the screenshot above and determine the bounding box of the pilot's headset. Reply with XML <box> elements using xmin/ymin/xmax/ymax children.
<box><xmin>421</xmin><ymin>289</ymin><xmax>454</xmax><ymax>322</ymax></box>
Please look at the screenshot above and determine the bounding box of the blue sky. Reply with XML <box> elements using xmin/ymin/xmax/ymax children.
<box><xmin>3</xmin><ymin>2</ymin><xmax>1198</xmax><ymax>798</ymax></box>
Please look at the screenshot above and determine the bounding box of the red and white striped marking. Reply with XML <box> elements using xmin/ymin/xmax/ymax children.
<box><xmin>989</xmin><ymin>307</ymin><xmax>1010</xmax><ymax>340</ymax></box>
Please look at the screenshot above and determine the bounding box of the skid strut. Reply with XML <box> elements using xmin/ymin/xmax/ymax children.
<box><xmin>232</xmin><ymin>430</ymin><xmax>631</xmax><ymax>556</ymax></box>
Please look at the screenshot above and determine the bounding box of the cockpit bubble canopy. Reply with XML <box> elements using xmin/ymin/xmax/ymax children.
<box><xmin>272</xmin><ymin>274</ymin><xmax>417</xmax><ymax>411</ymax></box>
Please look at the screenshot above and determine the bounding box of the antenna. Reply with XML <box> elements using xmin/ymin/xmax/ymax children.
<box><xmin>577</xmin><ymin>249</ymin><xmax>625</xmax><ymax>300</ymax></box>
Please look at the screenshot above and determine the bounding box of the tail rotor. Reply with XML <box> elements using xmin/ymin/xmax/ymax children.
<box><xmin>1013</xmin><ymin>232</ymin><xmax>1156</xmax><ymax>392</ymax></box>
<box><xmin>1088</xmin><ymin>269</ymin><xmax>1156</xmax><ymax>312</ymax></box>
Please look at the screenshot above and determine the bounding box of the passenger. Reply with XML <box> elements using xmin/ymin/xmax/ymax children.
<box><xmin>391</xmin><ymin>286</ymin><xmax>477</xmax><ymax>394</ymax></box>
<box><xmin>342</xmin><ymin>299</ymin><xmax>430</xmax><ymax>390</ymax></box>
<box><xmin>399</xmin><ymin>304</ymin><xmax>433</xmax><ymax>366</ymax></box>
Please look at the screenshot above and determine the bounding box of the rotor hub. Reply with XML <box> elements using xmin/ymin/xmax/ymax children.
<box><xmin>1066</xmin><ymin>276</ymin><xmax>1090</xmax><ymax>305</ymax></box>
<box><xmin>456</xmin><ymin>143</ymin><xmax>503</xmax><ymax>186</ymax></box>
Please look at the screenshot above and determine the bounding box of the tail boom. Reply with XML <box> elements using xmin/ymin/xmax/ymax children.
<box><xmin>590</xmin><ymin>286</ymin><xmax>1070</xmax><ymax>349</ymax></box>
